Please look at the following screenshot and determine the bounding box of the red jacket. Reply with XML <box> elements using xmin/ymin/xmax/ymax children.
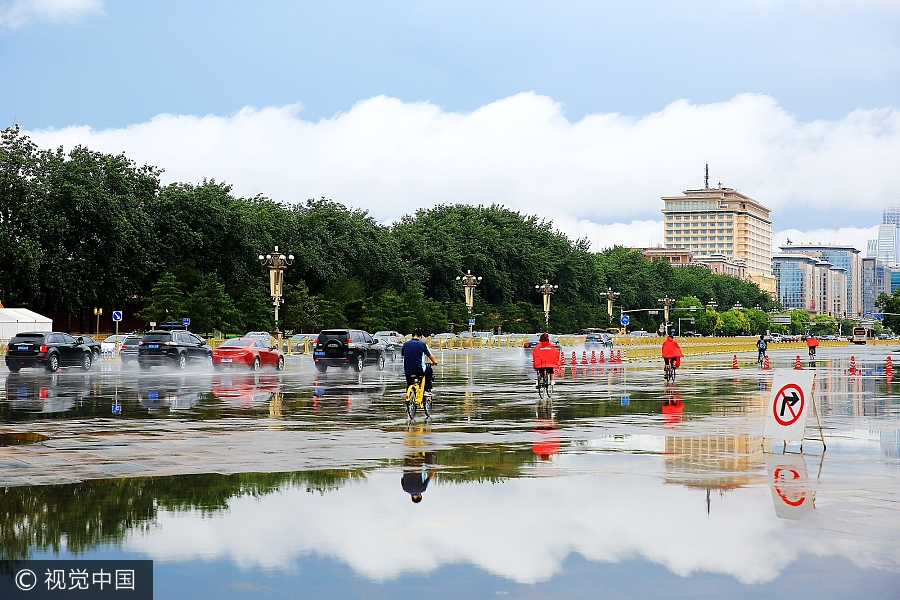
<box><xmin>661</xmin><ymin>337</ymin><xmax>683</xmax><ymax>368</ymax></box>
<box><xmin>532</xmin><ymin>341</ymin><xmax>561</xmax><ymax>369</ymax></box>
<box><xmin>806</xmin><ymin>336</ymin><xmax>819</xmax><ymax>347</ymax></box>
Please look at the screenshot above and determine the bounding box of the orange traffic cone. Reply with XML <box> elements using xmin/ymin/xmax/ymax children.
<box><xmin>794</xmin><ymin>355</ymin><xmax>802</xmax><ymax>370</ymax></box>
<box><xmin>732</xmin><ymin>354</ymin><xmax>738</xmax><ymax>369</ymax></box>
<box><xmin>616</xmin><ymin>350</ymin><xmax>623</xmax><ymax>363</ymax></box>
<box><xmin>599</xmin><ymin>350</ymin><xmax>605</xmax><ymax>363</ymax></box>
<box><xmin>763</xmin><ymin>355</ymin><xmax>770</xmax><ymax>370</ymax></box>
<box><xmin>590</xmin><ymin>350</ymin><xmax>597</xmax><ymax>364</ymax></box>
<box><xmin>571</xmin><ymin>351</ymin><xmax>577</xmax><ymax>366</ymax></box>
<box><xmin>581</xmin><ymin>351</ymin><xmax>588</xmax><ymax>365</ymax></box>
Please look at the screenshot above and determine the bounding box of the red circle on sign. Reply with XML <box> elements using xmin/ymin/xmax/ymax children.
<box><xmin>772</xmin><ymin>383</ymin><xmax>805</xmax><ymax>426</ymax></box>
<box><xmin>773</xmin><ymin>467</ymin><xmax>806</xmax><ymax>506</ymax></box>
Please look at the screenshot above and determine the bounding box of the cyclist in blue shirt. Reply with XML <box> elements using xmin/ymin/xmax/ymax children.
<box><xmin>402</xmin><ymin>329</ymin><xmax>437</xmax><ymax>397</ymax></box>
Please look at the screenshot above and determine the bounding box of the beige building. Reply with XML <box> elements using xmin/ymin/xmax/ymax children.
<box><xmin>639</xmin><ymin>247</ymin><xmax>694</xmax><ymax>265</ymax></box>
<box><xmin>662</xmin><ymin>175</ymin><xmax>774</xmax><ymax>293</ymax></box>
<box><xmin>691</xmin><ymin>253</ymin><xmax>747</xmax><ymax>279</ymax></box>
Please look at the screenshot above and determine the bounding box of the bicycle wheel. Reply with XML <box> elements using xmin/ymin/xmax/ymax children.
<box><xmin>406</xmin><ymin>384</ymin><xmax>419</xmax><ymax>419</ymax></box>
<box><xmin>545</xmin><ymin>375</ymin><xmax>552</xmax><ymax>399</ymax></box>
<box><xmin>423</xmin><ymin>395</ymin><xmax>432</xmax><ymax>418</ymax></box>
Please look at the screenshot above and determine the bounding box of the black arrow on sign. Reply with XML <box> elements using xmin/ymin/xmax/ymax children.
<box><xmin>779</xmin><ymin>391</ymin><xmax>801</xmax><ymax>417</ymax></box>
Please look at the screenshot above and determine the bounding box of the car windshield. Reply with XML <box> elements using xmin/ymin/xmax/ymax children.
<box><xmin>103</xmin><ymin>335</ymin><xmax>123</xmax><ymax>343</ymax></box>
<box><xmin>122</xmin><ymin>336</ymin><xmax>142</xmax><ymax>345</ymax></box>
<box><xmin>220</xmin><ymin>338</ymin><xmax>251</xmax><ymax>347</ymax></box>
<box><xmin>318</xmin><ymin>330</ymin><xmax>348</xmax><ymax>342</ymax></box>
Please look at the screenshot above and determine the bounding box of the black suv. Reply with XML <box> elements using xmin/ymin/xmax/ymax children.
<box><xmin>5</xmin><ymin>331</ymin><xmax>94</xmax><ymax>372</ymax></box>
<box><xmin>313</xmin><ymin>329</ymin><xmax>386</xmax><ymax>373</ymax></box>
<box><xmin>137</xmin><ymin>330</ymin><xmax>212</xmax><ymax>370</ymax></box>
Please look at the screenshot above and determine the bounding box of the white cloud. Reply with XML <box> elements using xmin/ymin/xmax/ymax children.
<box><xmin>0</xmin><ymin>0</ymin><xmax>102</xmax><ymax>29</ymax></box>
<box><xmin>125</xmin><ymin>464</ymin><xmax>900</xmax><ymax>586</ymax></box>
<box><xmin>25</xmin><ymin>93</ymin><xmax>900</xmax><ymax>247</ymax></box>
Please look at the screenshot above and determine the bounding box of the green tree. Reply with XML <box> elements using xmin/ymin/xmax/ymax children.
<box><xmin>136</xmin><ymin>272</ymin><xmax>185</xmax><ymax>325</ymax></box>
<box><xmin>183</xmin><ymin>274</ymin><xmax>243</xmax><ymax>334</ymax></box>
<box><xmin>718</xmin><ymin>308</ymin><xmax>751</xmax><ymax>335</ymax></box>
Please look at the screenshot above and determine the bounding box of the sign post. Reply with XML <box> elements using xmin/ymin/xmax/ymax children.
<box><xmin>764</xmin><ymin>370</ymin><xmax>822</xmax><ymax>450</ymax></box>
<box><xmin>112</xmin><ymin>310</ymin><xmax>123</xmax><ymax>354</ymax></box>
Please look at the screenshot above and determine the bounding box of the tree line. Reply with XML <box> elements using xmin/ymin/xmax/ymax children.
<box><xmin>0</xmin><ymin>125</ymin><xmax>776</xmax><ymax>335</ymax></box>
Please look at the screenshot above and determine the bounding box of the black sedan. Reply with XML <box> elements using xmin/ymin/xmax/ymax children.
<box><xmin>5</xmin><ymin>331</ymin><xmax>94</xmax><ymax>372</ymax></box>
<box><xmin>138</xmin><ymin>330</ymin><xmax>213</xmax><ymax>370</ymax></box>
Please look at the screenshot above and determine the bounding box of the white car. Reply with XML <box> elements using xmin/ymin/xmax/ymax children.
<box><xmin>101</xmin><ymin>334</ymin><xmax>128</xmax><ymax>355</ymax></box>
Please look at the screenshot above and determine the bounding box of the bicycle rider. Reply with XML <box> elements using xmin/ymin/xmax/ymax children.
<box><xmin>661</xmin><ymin>329</ymin><xmax>683</xmax><ymax>374</ymax></box>
<box><xmin>756</xmin><ymin>334</ymin><xmax>768</xmax><ymax>365</ymax></box>
<box><xmin>531</xmin><ymin>333</ymin><xmax>560</xmax><ymax>389</ymax></box>
<box><xmin>402</xmin><ymin>329</ymin><xmax>437</xmax><ymax>398</ymax></box>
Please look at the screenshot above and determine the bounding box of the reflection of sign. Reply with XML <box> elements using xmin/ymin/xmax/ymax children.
<box><xmin>112</xmin><ymin>404</ymin><xmax>122</xmax><ymax>414</ymax></box>
<box><xmin>621</xmin><ymin>396</ymin><xmax>629</xmax><ymax>405</ymax></box>
<box><xmin>765</xmin><ymin>453</ymin><xmax>814</xmax><ymax>519</ymax></box>
<box><xmin>620</xmin><ymin>315</ymin><xmax>630</xmax><ymax>325</ymax></box>
<box><xmin>112</xmin><ymin>310</ymin><xmax>123</xmax><ymax>322</ymax></box>
<box><xmin>764</xmin><ymin>371</ymin><xmax>815</xmax><ymax>441</ymax></box>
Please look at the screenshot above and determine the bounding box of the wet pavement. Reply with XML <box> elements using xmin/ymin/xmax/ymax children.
<box><xmin>1</xmin><ymin>345</ymin><xmax>899</xmax><ymax>598</ymax></box>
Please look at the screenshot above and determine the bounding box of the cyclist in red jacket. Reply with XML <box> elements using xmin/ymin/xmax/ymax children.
<box><xmin>532</xmin><ymin>333</ymin><xmax>561</xmax><ymax>388</ymax></box>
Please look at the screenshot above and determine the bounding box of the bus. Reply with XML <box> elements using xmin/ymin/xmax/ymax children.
<box><xmin>851</xmin><ymin>327</ymin><xmax>868</xmax><ymax>345</ymax></box>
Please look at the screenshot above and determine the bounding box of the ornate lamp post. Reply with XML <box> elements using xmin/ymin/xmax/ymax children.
<box><xmin>602</xmin><ymin>287</ymin><xmax>620</xmax><ymax>324</ymax></box>
<box><xmin>258</xmin><ymin>246</ymin><xmax>294</xmax><ymax>340</ymax></box>
<box><xmin>535</xmin><ymin>280</ymin><xmax>558</xmax><ymax>328</ymax></box>
<box><xmin>456</xmin><ymin>270</ymin><xmax>482</xmax><ymax>332</ymax></box>
<box><xmin>658</xmin><ymin>295</ymin><xmax>675</xmax><ymax>333</ymax></box>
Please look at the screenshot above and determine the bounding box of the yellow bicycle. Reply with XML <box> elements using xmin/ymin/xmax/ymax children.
<box><xmin>405</xmin><ymin>374</ymin><xmax>432</xmax><ymax>419</ymax></box>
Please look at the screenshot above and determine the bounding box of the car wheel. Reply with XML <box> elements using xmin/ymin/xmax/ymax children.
<box><xmin>315</xmin><ymin>363</ymin><xmax>327</xmax><ymax>373</ymax></box>
<box><xmin>353</xmin><ymin>353</ymin><xmax>364</xmax><ymax>372</ymax></box>
<box><xmin>177</xmin><ymin>353</ymin><xmax>187</xmax><ymax>370</ymax></box>
<box><xmin>46</xmin><ymin>353</ymin><xmax>60</xmax><ymax>373</ymax></box>
<box><xmin>377</xmin><ymin>354</ymin><xmax>385</xmax><ymax>371</ymax></box>
<box><xmin>252</xmin><ymin>357</ymin><xmax>260</xmax><ymax>372</ymax></box>
<box><xmin>93</xmin><ymin>348</ymin><xmax>100</xmax><ymax>361</ymax></box>
<box><xmin>276</xmin><ymin>356</ymin><xmax>285</xmax><ymax>371</ymax></box>
<box><xmin>81</xmin><ymin>352</ymin><xmax>93</xmax><ymax>372</ymax></box>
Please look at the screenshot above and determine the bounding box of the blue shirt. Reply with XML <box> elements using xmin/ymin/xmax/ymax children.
<box><xmin>402</xmin><ymin>339</ymin><xmax>431</xmax><ymax>374</ymax></box>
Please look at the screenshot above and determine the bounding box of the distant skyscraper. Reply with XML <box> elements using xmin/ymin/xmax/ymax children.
<box><xmin>866</xmin><ymin>208</ymin><xmax>900</xmax><ymax>265</ymax></box>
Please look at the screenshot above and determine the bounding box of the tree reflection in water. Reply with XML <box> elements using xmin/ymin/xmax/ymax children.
<box><xmin>0</xmin><ymin>470</ymin><xmax>365</xmax><ymax>561</ymax></box>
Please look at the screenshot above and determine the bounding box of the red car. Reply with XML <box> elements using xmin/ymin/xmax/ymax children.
<box><xmin>213</xmin><ymin>338</ymin><xmax>284</xmax><ymax>371</ymax></box>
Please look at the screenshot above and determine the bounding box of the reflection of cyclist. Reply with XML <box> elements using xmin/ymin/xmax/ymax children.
<box><xmin>531</xmin><ymin>333</ymin><xmax>560</xmax><ymax>388</ymax></box>
<box><xmin>661</xmin><ymin>330</ymin><xmax>683</xmax><ymax>371</ymax></box>
<box><xmin>806</xmin><ymin>334</ymin><xmax>818</xmax><ymax>357</ymax></box>
<box><xmin>402</xmin><ymin>329</ymin><xmax>437</xmax><ymax>397</ymax></box>
<box><xmin>756</xmin><ymin>335</ymin><xmax>768</xmax><ymax>365</ymax></box>
<box><xmin>401</xmin><ymin>451</ymin><xmax>435</xmax><ymax>503</ymax></box>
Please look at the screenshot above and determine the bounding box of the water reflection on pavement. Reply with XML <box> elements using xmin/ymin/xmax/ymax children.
<box><xmin>1</xmin><ymin>346</ymin><xmax>899</xmax><ymax>599</ymax></box>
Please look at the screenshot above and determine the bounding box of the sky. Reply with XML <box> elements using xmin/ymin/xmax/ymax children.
<box><xmin>3</xmin><ymin>0</ymin><xmax>900</xmax><ymax>249</ymax></box>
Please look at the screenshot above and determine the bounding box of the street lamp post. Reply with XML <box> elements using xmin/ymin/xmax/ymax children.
<box><xmin>658</xmin><ymin>295</ymin><xmax>675</xmax><ymax>333</ymax></box>
<box><xmin>601</xmin><ymin>287</ymin><xmax>620</xmax><ymax>324</ymax></box>
<box><xmin>535</xmin><ymin>280</ymin><xmax>558</xmax><ymax>328</ymax></box>
<box><xmin>456</xmin><ymin>270</ymin><xmax>482</xmax><ymax>332</ymax></box>
<box><xmin>93</xmin><ymin>307</ymin><xmax>102</xmax><ymax>335</ymax></box>
<box><xmin>258</xmin><ymin>246</ymin><xmax>294</xmax><ymax>341</ymax></box>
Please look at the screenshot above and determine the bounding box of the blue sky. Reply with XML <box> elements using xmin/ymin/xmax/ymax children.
<box><xmin>3</xmin><ymin>0</ymin><xmax>900</xmax><ymax>245</ymax></box>
<box><xmin>3</xmin><ymin>1</ymin><xmax>899</xmax><ymax>128</ymax></box>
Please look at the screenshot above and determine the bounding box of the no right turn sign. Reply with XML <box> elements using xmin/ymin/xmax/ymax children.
<box><xmin>764</xmin><ymin>370</ymin><xmax>816</xmax><ymax>442</ymax></box>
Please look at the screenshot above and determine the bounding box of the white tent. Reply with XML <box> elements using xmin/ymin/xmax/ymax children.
<box><xmin>0</xmin><ymin>308</ymin><xmax>53</xmax><ymax>339</ymax></box>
